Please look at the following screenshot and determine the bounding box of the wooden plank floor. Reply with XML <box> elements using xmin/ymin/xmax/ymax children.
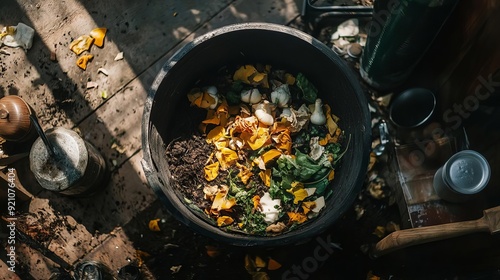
<box><xmin>0</xmin><ymin>0</ymin><xmax>302</xmax><ymax>278</ymax></box>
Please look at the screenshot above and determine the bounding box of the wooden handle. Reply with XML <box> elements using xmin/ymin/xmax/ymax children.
<box><xmin>372</xmin><ymin>217</ymin><xmax>490</xmax><ymax>258</ymax></box>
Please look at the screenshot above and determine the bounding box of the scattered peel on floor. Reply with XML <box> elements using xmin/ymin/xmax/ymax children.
<box><xmin>97</xmin><ymin>67</ymin><xmax>109</xmax><ymax>76</ymax></box>
<box><xmin>148</xmin><ymin>218</ymin><xmax>161</xmax><ymax>232</ymax></box>
<box><xmin>205</xmin><ymin>245</ymin><xmax>221</xmax><ymax>258</ymax></box>
<box><xmin>267</xmin><ymin>258</ymin><xmax>282</xmax><ymax>270</ymax></box>
<box><xmin>89</xmin><ymin>27</ymin><xmax>107</xmax><ymax>47</ymax></box>
<box><xmin>76</xmin><ymin>54</ymin><xmax>94</xmax><ymax>70</ymax></box>
<box><xmin>114</xmin><ymin>51</ymin><xmax>124</xmax><ymax>61</ymax></box>
<box><xmin>70</xmin><ymin>35</ymin><xmax>94</xmax><ymax>55</ymax></box>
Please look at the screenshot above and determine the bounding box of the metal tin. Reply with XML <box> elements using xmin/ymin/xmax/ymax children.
<box><xmin>29</xmin><ymin>127</ymin><xmax>108</xmax><ymax>196</ymax></box>
<box><xmin>433</xmin><ymin>150</ymin><xmax>490</xmax><ymax>202</ymax></box>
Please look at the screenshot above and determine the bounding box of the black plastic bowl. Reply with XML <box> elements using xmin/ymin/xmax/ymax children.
<box><xmin>142</xmin><ymin>23</ymin><xmax>371</xmax><ymax>247</ymax></box>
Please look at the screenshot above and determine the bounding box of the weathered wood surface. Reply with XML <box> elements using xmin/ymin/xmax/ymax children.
<box><xmin>0</xmin><ymin>0</ymin><xmax>302</xmax><ymax>278</ymax></box>
<box><xmin>1</xmin><ymin>0</ymin><xmax>233</xmax><ymax>128</ymax></box>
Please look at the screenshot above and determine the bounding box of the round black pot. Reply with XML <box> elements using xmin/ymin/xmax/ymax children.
<box><xmin>141</xmin><ymin>23</ymin><xmax>371</xmax><ymax>247</ymax></box>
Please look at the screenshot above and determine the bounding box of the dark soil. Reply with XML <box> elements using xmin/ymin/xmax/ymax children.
<box><xmin>165</xmin><ymin>134</ymin><xmax>214</xmax><ymax>210</ymax></box>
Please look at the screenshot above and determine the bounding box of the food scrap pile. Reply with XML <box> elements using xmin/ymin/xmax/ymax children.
<box><xmin>69</xmin><ymin>27</ymin><xmax>107</xmax><ymax>70</ymax></box>
<box><xmin>168</xmin><ymin>64</ymin><xmax>346</xmax><ymax>236</ymax></box>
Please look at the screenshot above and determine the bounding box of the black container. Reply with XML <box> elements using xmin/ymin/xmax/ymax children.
<box><xmin>141</xmin><ymin>23</ymin><xmax>371</xmax><ymax>247</ymax></box>
<box><xmin>360</xmin><ymin>0</ymin><xmax>460</xmax><ymax>90</ymax></box>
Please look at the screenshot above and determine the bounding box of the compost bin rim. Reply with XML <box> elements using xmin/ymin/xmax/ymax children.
<box><xmin>141</xmin><ymin>22</ymin><xmax>371</xmax><ymax>247</ymax></box>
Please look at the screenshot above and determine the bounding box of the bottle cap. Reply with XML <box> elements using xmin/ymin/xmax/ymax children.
<box><xmin>444</xmin><ymin>150</ymin><xmax>490</xmax><ymax>195</ymax></box>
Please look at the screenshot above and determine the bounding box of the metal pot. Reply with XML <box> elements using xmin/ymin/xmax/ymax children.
<box><xmin>0</xmin><ymin>95</ymin><xmax>36</xmax><ymax>142</ymax></box>
<box><xmin>141</xmin><ymin>23</ymin><xmax>371</xmax><ymax>246</ymax></box>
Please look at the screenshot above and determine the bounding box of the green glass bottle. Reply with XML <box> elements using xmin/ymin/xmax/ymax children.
<box><xmin>360</xmin><ymin>0</ymin><xmax>460</xmax><ymax>90</ymax></box>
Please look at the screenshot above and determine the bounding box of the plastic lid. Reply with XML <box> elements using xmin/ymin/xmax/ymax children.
<box><xmin>444</xmin><ymin>150</ymin><xmax>490</xmax><ymax>194</ymax></box>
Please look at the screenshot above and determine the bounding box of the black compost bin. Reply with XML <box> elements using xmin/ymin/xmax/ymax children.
<box><xmin>142</xmin><ymin>23</ymin><xmax>371</xmax><ymax>247</ymax></box>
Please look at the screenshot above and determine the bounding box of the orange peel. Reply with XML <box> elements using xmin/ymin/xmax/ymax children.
<box><xmin>76</xmin><ymin>54</ymin><xmax>94</xmax><ymax>70</ymax></box>
<box><xmin>217</xmin><ymin>216</ymin><xmax>234</xmax><ymax>227</ymax></box>
<box><xmin>70</xmin><ymin>35</ymin><xmax>94</xmax><ymax>55</ymax></box>
<box><xmin>287</xmin><ymin>212</ymin><xmax>307</xmax><ymax>224</ymax></box>
<box><xmin>259</xmin><ymin>169</ymin><xmax>271</xmax><ymax>187</ymax></box>
<box><xmin>204</xmin><ymin>162</ymin><xmax>219</xmax><ymax>181</ymax></box>
<box><xmin>89</xmin><ymin>27</ymin><xmax>107</xmax><ymax>47</ymax></box>
<box><xmin>215</xmin><ymin>147</ymin><xmax>238</xmax><ymax>170</ymax></box>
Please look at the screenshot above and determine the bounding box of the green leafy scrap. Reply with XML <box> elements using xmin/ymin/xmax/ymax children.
<box><xmin>296</xmin><ymin>73</ymin><xmax>318</xmax><ymax>103</ymax></box>
<box><xmin>227</xmin><ymin>171</ymin><xmax>268</xmax><ymax>235</ymax></box>
<box><xmin>270</xmin><ymin>150</ymin><xmax>333</xmax><ymax>201</ymax></box>
<box><xmin>225</xmin><ymin>80</ymin><xmax>244</xmax><ymax>105</ymax></box>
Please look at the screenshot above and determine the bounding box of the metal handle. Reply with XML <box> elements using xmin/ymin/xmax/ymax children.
<box><xmin>29</xmin><ymin>114</ymin><xmax>56</xmax><ymax>158</ymax></box>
